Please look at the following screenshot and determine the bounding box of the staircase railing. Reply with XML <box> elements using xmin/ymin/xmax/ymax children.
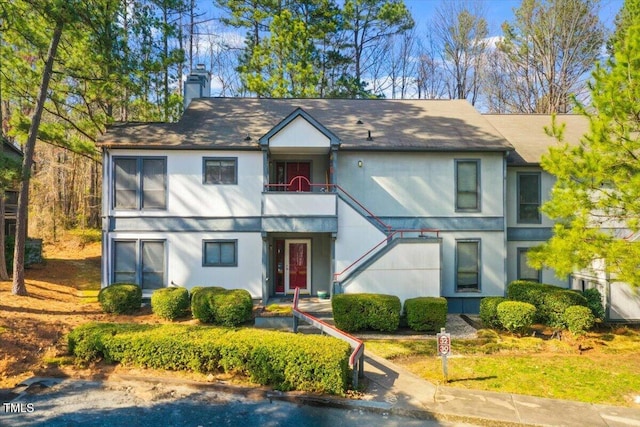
<box><xmin>292</xmin><ymin>287</ymin><xmax>364</xmax><ymax>388</ymax></box>
<box><xmin>333</xmin><ymin>228</ymin><xmax>440</xmax><ymax>284</ymax></box>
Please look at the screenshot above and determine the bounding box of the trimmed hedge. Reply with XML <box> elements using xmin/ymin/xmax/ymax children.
<box><xmin>479</xmin><ymin>297</ymin><xmax>506</xmax><ymax>329</ymax></box>
<box><xmin>191</xmin><ymin>287</ymin><xmax>253</xmax><ymax>327</ymax></box>
<box><xmin>67</xmin><ymin>322</ymin><xmax>351</xmax><ymax>394</ymax></box>
<box><xmin>541</xmin><ymin>290</ymin><xmax>588</xmax><ymax>328</ymax></box>
<box><xmin>507</xmin><ymin>280</ymin><xmax>558</xmax><ymax>321</ymax></box>
<box><xmin>151</xmin><ymin>287</ymin><xmax>190</xmax><ymax>320</ymax></box>
<box><xmin>98</xmin><ymin>283</ymin><xmax>142</xmax><ymax>314</ymax></box>
<box><xmin>564</xmin><ymin>305</ymin><xmax>595</xmax><ymax>335</ymax></box>
<box><xmin>497</xmin><ymin>301</ymin><xmax>536</xmax><ymax>335</ymax></box>
<box><xmin>583</xmin><ymin>288</ymin><xmax>605</xmax><ymax>320</ymax></box>
<box><xmin>332</xmin><ymin>293</ymin><xmax>401</xmax><ymax>332</ymax></box>
<box><xmin>403</xmin><ymin>297</ymin><xmax>447</xmax><ymax>332</ymax></box>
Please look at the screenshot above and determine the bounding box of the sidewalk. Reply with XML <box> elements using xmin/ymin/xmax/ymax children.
<box><xmin>359</xmin><ymin>351</ymin><xmax>640</xmax><ymax>426</ymax></box>
<box><xmin>294</xmin><ymin>298</ymin><xmax>640</xmax><ymax>426</ymax></box>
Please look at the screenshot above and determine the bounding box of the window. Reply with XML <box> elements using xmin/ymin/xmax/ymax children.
<box><xmin>113</xmin><ymin>157</ymin><xmax>166</xmax><ymax>210</ymax></box>
<box><xmin>456</xmin><ymin>240</ymin><xmax>480</xmax><ymax>292</ymax></box>
<box><xmin>203</xmin><ymin>240</ymin><xmax>237</xmax><ymax>266</ymax></box>
<box><xmin>517</xmin><ymin>248</ymin><xmax>541</xmax><ymax>282</ymax></box>
<box><xmin>518</xmin><ymin>172</ymin><xmax>541</xmax><ymax>223</ymax></box>
<box><xmin>456</xmin><ymin>160</ymin><xmax>480</xmax><ymax>211</ymax></box>
<box><xmin>203</xmin><ymin>158</ymin><xmax>237</xmax><ymax>185</ymax></box>
<box><xmin>113</xmin><ymin>240</ymin><xmax>166</xmax><ymax>290</ymax></box>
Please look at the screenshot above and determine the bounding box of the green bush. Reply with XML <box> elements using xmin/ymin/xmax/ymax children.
<box><xmin>582</xmin><ymin>288</ymin><xmax>605</xmax><ymax>320</ymax></box>
<box><xmin>403</xmin><ymin>297</ymin><xmax>447</xmax><ymax>332</ymax></box>
<box><xmin>98</xmin><ymin>283</ymin><xmax>142</xmax><ymax>314</ymax></box>
<box><xmin>191</xmin><ymin>287</ymin><xmax>253</xmax><ymax>327</ymax></box>
<box><xmin>151</xmin><ymin>287</ymin><xmax>190</xmax><ymax>320</ymax></box>
<box><xmin>479</xmin><ymin>297</ymin><xmax>506</xmax><ymax>329</ymax></box>
<box><xmin>332</xmin><ymin>293</ymin><xmax>401</xmax><ymax>332</ymax></box>
<box><xmin>68</xmin><ymin>322</ymin><xmax>351</xmax><ymax>394</ymax></box>
<box><xmin>541</xmin><ymin>290</ymin><xmax>589</xmax><ymax>328</ymax></box>
<box><xmin>564</xmin><ymin>305</ymin><xmax>595</xmax><ymax>336</ymax></box>
<box><xmin>189</xmin><ymin>286</ymin><xmax>205</xmax><ymax>301</ymax></box>
<box><xmin>497</xmin><ymin>301</ymin><xmax>536</xmax><ymax>335</ymax></box>
<box><xmin>507</xmin><ymin>280</ymin><xmax>558</xmax><ymax>321</ymax></box>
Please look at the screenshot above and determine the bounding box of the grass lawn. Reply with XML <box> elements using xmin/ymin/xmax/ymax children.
<box><xmin>365</xmin><ymin>327</ymin><xmax>640</xmax><ymax>407</ymax></box>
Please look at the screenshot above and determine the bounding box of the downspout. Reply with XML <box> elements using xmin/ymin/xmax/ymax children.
<box><xmin>102</xmin><ymin>147</ymin><xmax>110</xmax><ymax>288</ymax></box>
<box><xmin>503</xmin><ymin>151</ymin><xmax>509</xmax><ymax>296</ymax></box>
<box><xmin>261</xmin><ymin>148</ymin><xmax>269</xmax><ymax>303</ymax></box>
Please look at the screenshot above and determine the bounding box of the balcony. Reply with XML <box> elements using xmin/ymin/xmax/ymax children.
<box><xmin>262</xmin><ymin>178</ymin><xmax>337</xmax><ymax>233</ymax></box>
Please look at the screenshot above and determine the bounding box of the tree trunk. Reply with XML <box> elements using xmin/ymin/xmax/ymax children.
<box><xmin>12</xmin><ymin>21</ymin><xmax>64</xmax><ymax>296</ymax></box>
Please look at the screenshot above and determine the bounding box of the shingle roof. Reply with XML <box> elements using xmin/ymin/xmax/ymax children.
<box><xmin>98</xmin><ymin>98</ymin><xmax>514</xmax><ymax>152</ymax></box>
<box><xmin>483</xmin><ymin>114</ymin><xmax>589</xmax><ymax>165</ymax></box>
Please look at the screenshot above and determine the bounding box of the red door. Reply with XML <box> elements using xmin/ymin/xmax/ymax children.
<box><xmin>286</xmin><ymin>162</ymin><xmax>311</xmax><ymax>192</ymax></box>
<box><xmin>286</xmin><ymin>240</ymin><xmax>310</xmax><ymax>292</ymax></box>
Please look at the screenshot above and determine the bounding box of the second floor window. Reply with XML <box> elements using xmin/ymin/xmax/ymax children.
<box><xmin>518</xmin><ymin>172</ymin><xmax>541</xmax><ymax>223</ymax></box>
<box><xmin>204</xmin><ymin>158</ymin><xmax>237</xmax><ymax>185</ymax></box>
<box><xmin>113</xmin><ymin>157</ymin><xmax>166</xmax><ymax>210</ymax></box>
<box><xmin>456</xmin><ymin>160</ymin><xmax>480</xmax><ymax>211</ymax></box>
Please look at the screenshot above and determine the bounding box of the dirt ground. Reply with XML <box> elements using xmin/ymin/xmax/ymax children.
<box><xmin>0</xmin><ymin>236</ymin><xmax>171</xmax><ymax>389</ymax></box>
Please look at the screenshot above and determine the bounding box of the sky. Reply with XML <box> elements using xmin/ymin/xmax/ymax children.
<box><xmin>202</xmin><ymin>0</ymin><xmax>625</xmax><ymax>37</ymax></box>
<box><xmin>403</xmin><ymin>0</ymin><xmax>623</xmax><ymax>37</ymax></box>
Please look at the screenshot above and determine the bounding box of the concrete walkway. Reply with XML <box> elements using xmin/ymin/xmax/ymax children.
<box><xmin>293</xmin><ymin>297</ymin><xmax>640</xmax><ymax>426</ymax></box>
<box><xmin>360</xmin><ymin>351</ymin><xmax>640</xmax><ymax>426</ymax></box>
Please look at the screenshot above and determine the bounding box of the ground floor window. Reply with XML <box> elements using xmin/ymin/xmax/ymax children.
<box><xmin>456</xmin><ymin>239</ymin><xmax>480</xmax><ymax>292</ymax></box>
<box><xmin>113</xmin><ymin>239</ymin><xmax>165</xmax><ymax>290</ymax></box>
<box><xmin>517</xmin><ymin>248</ymin><xmax>541</xmax><ymax>282</ymax></box>
<box><xmin>203</xmin><ymin>239</ymin><xmax>237</xmax><ymax>266</ymax></box>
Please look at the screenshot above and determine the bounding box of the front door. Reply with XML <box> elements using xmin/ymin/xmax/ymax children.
<box><xmin>276</xmin><ymin>162</ymin><xmax>311</xmax><ymax>192</ymax></box>
<box><xmin>285</xmin><ymin>239</ymin><xmax>311</xmax><ymax>293</ymax></box>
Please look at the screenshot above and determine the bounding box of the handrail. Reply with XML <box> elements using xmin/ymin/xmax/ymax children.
<box><xmin>264</xmin><ymin>178</ymin><xmax>391</xmax><ymax>232</ymax></box>
<box><xmin>292</xmin><ymin>287</ymin><xmax>365</xmax><ymax>388</ymax></box>
<box><xmin>264</xmin><ymin>177</ymin><xmax>440</xmax><ymax>284</ymax></box>
<box><xmin>333</xmin><ymin>228</ymin><xmax>440</xmax><ymax>282</ymax></box>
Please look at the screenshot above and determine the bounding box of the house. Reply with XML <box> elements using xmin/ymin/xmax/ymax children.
<box><xmin>485</xmin><ymin>115</ymin><xmax>640</xmax><ymax>321</ymax></box>
<box><xmin>97</xmin><ymin>85</ymin><xmax>639</xmax><ymax>320</ymax></box>
<box><xmin>2</xmin><ymin>138</ymin><xmax>23</xmax><ymax>237</ymax></box>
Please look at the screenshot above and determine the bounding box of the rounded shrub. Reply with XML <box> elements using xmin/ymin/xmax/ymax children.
<box><xmin>403</xmin><ymin>297</ymin><xmax>447</xmax><ymax>332</ymax></box>
<box><xmin>98</xmin><ymin>283</ymin><xmax>142</xmax><ymax>314</ymax></box>
<box><xmin>507</xmin><ymin>280</ymin><xmax>558</xmax><ymax>322</ymax></box>
<box><xmin>151</xmin><ymin>287</ymin><xmax>190</xmax><ymax>320</ymax></box>
<box><xmin>479</xmin><ymin>297</ymin><xmax>506</xmax><ymax>329</ymax></box>
<box><xmin>212</xmin><ymin>288</ymin><xmax>253</xmax><ymax>327</ymax></box>
<box><xmin>191</xmin><ymin>287</ymin><xmax>253</xmax><ymax>326</ymax></box>
<box><xmin>497</xmin><ymin>301</ymin><xmax>536</xmax><ymax>335</ymax></box>
<box><xmin>582</xmin><ymin>288</ymin><xmax>605</xmax><ymax>320</ymax></box>
<box><xmin>332</xmin><ymin>293</ymin><xmax>401</xmax><ymax>332</ymax></box>
<box><xmin>189</xmin><ymin>286</ymin><xmax>205</xmax><ymax>301</ymax></box>
<box><xmin>564</xmin><ymin>305</ymin><xmax>595</xmax><ymax>335</ymax></box>
<box><xmin>541</xmin><ymin>290</ymin><xmax>588</xmax><ymax>328</ymax></box>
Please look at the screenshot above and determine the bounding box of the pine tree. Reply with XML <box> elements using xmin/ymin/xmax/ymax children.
<box><xmin>529</xmin><ymin>7</ymin><xmax>640</xmax><ymax>287</ymax></box>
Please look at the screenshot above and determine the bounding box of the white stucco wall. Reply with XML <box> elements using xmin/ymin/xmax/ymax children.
<box><xmin>107</xmin><ymin>149</ymin><xmax>263</xmax><ymax>218</ymax></box>
<box><xmin>107</xmin><ymin>231</ymin><xmax>263</xmax><ymax>298</ymax></box>
<box><xmin>337</xmin><ymin>152</ymin><xmax>505</xmax><ymax>217</ymax></box>
<box><xmin>343</xmin><ymin>240</ymin><xmax>441</xmax><ymax>304</ymax></box>
<box><xmin>334</xmin><ymin>198</ymin><xmax>386</xmax><ymax>278</ymax></box>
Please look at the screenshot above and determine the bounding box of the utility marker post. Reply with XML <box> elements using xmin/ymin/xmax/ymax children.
<box><xmin>436</xmin><ymin>327</ymin><xmax>451</xmax><ymax>383</ymax></box>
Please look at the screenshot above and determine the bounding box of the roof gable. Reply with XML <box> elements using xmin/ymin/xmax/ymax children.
<box><xmin>259</xmin><ymin>108</ymin><xmax>340</xmax><ymax>153</ymax></box>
